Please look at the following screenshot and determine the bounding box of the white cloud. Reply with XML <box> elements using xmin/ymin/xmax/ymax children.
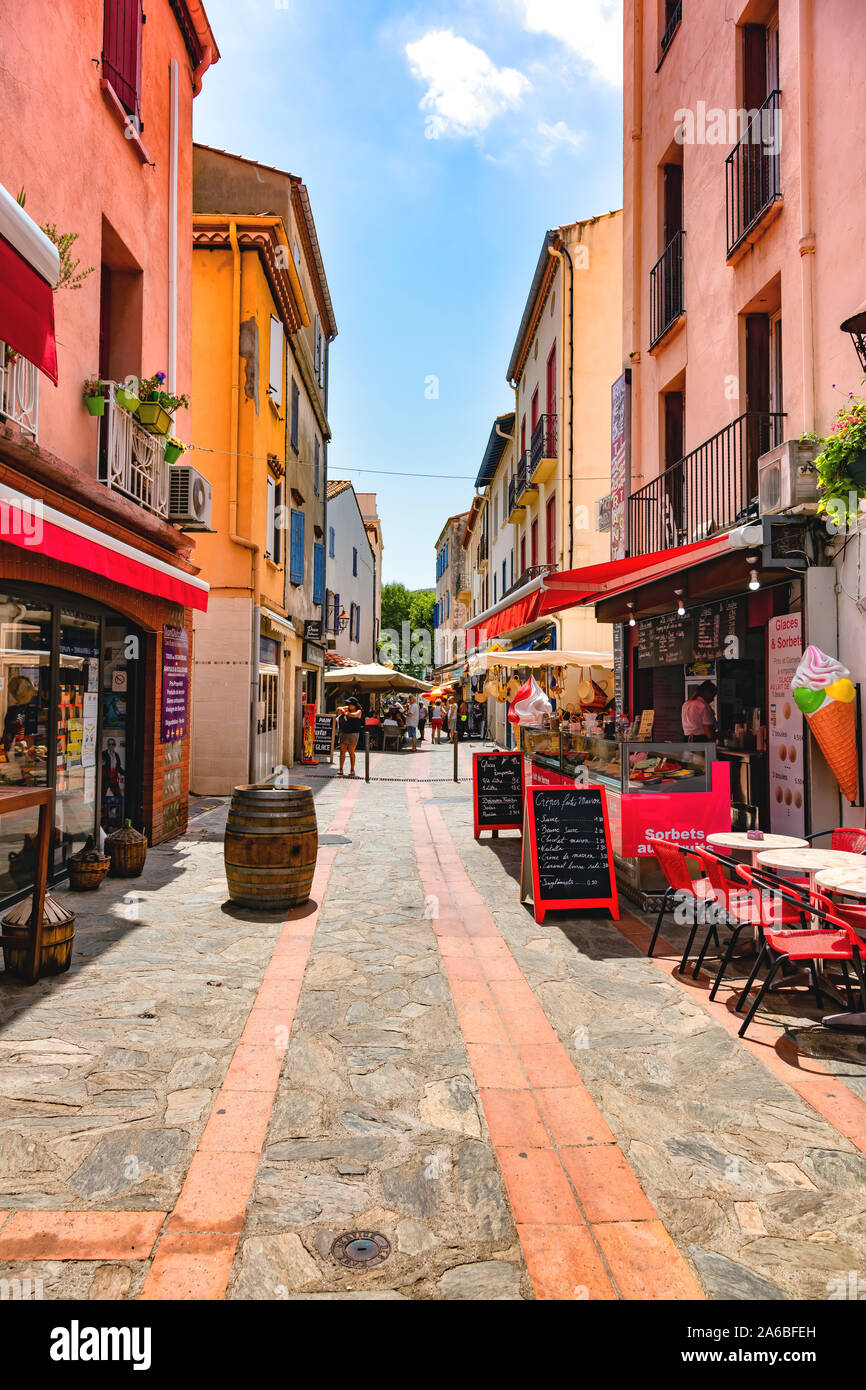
<box><xmin>537</xmin><ymin>119</ymin><xmax>585</xmax><ymax>157</ymax></box>
<box><xmin>405</xmin><ymin>29</ymin><xmax>531</xmax><ymax>139</ymax></box>
<box><xmin>517</xmin><ymin>0</ymin><xmax>623</xmax><ymax>87</ymax></box>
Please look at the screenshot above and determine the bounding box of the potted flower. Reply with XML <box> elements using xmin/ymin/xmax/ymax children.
<box><xmin>164</xmin><ymin>436</ymin><xmax>186</xmax><ymax>464</ymax></box>
<box><xmin>136</xmin><ymin>371</ymin><xmax>189</xmax><ymax>438</ymax></box>
<box><xmin>803</xmin><ymin>388</ymin><xmax>866</xmax><ymax>526</ymax></box>
<box><xmin>82</xmin><ymin>375</ymin><xmax>106</xmax><ymax>417</ymax></box>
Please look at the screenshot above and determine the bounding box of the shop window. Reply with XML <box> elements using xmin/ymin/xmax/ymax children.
<box><xmin>56</xmin><ymin>611</ymin><xmax>101</xmax><ymax>872</ymax></box>
<box><xmin>0</xmin><ymin>596</ymin><xmax>52</xmax><ymax>898</ymax></box>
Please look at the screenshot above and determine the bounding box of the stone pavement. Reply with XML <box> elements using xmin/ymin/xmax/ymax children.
<box><xmin>0</xmin><ymin>737</ymin><xmax>864</xmax><ymax>1300</ymax></box>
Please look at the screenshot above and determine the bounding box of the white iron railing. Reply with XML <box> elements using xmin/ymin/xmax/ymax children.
<box><xmin>99</xmin><ymin>381</ymin><xmax>169</xmax><ymax>518</ymax></box>
<box><xmin>0</xmin><ymin>342</ymin><xmax>39</xmax><ymax>439</ymax></box>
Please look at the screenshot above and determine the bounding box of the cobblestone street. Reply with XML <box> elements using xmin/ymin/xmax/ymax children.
<box><xmin>0</xmin><ymin>738</ymin><xmax>864</xmax><ymax>1302</ymax></box>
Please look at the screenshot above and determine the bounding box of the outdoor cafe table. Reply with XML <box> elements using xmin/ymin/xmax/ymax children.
<box><xmin>757</xmin><ymin>847</ymin><xmax>866</xmax><ymax>1026</ymax></box>
<box><xmin>707</xmin><ymin>832</ymin><xmax>809</xmax><ymax>864</ymax></box>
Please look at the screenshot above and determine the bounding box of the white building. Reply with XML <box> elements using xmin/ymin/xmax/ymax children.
<box><xmin>324</xmin><ymin>481</ymin><xmax>377</xmax><ymax>661</ymax></box>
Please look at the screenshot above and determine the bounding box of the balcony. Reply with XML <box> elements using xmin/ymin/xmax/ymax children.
<box><xmin>657</xmin><ymin>0</ymin><xmax>682</xmax><ymax>68</ymax></box>
<box><xmin>504</xmin><ymin>562</ymin><xmax>556</xmax><ymax>599</ymax></box>
<box><xmin>0</xmin><ymin>343</ymin><xmax>39</xmax><ymax>439</ymax></box>
<box><xmin>649</xmin><ymin>230</ymin><xmax>685</xmax><ymax>349</ymax></box>
<box><xmin>627</xmin><ymin>411</ymin><xmax>786</xmax><ymax>557</ymax></box>
<box><xmin>98</xmin><ymin>382</ymin><xmax>170</xmax><ymax>519</ymax></box>
<box><xmin>726</xmin><ymin>90</ymin><xmax>782</xmax><ymax>260</ymax></box>
<box><xmin>478</xmin><ymin>531</ymin><xmax>489</xmax><ymax>571</ymax></box>
<box><xmin>530</xmin><ymin>415</ymin><xmax>558</xmax><ymax>485</ymax></box>
<box><xmin>507</xmin><ymin>472</ymin><xmax>527</xmax><ymax>524</ymax></box>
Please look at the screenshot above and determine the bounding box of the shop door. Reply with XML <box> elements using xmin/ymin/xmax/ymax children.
<box><xmin>255</xmin><ymin>667</ymin><xmax>281</xmax><ymax>783</ymax></box>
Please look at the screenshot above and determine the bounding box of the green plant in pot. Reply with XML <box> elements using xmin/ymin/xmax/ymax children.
<box><xmin>82</xmin><ymin>375</ymin><xmax>106</xmax><ymax>417</ymax></box>
<box><xmin>803</xmin><ymin>387</ymin><xmax>866</xmax><ymax>528</ymax></box>
<box><xmin>164</xmin><ymin>436</ymin><xmax>186</xmax><ymax>464</ymax></box>
<box><xmin>137</xmin><ymin>371</ymin><xmax>189</xmax><ymax>438</ymax></box>
<box><xmin>116</xmin><ymin>380</ymin><xmax>140</xmax><ymax>415</ymax></box>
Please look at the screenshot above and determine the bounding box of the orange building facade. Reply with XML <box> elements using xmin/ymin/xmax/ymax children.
<box><xmin>0</xmin><ymin>0</ymin><xmax>218</xmax><ymax>898</ymax></box>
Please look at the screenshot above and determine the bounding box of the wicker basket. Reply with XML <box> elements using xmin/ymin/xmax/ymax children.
<box><xmin>2</xmin><ymin>893</ymin><xmax>75</xmax><ymax>977</ymax></box>
<box><xmin>67</xmin><ymin>836</ymin><xmax>111</xmax><ymax>891</ymax></box>
<box><xmin>106</xmin><ymin>821</ymin><xmax>148</xmax><ymax>878</ymax></box>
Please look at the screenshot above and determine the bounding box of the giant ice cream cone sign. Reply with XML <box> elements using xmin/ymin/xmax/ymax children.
<box><xmin>791</xmin><ymin>646</ymin><xmax>859</xmax><ymax>802</ymax></box>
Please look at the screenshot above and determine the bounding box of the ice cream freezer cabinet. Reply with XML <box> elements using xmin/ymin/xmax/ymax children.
<box><xmin>524</xmin><ymin>734</ymin><xmax>732</xmax><ymax>906</ymax></box>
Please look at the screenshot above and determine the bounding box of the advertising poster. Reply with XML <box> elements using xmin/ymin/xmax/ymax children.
<box><xmin>609</xmin><ymin>370</ymin><xmax>631</xmax><ymax>562</ymax></box>
<box><xmin>161</xmin><ymin>626</ymin><xmax>189</xmax><ymax>744</ymax></box>
<box><xmin>302</xmin><ymin>703</ymin><xmax>317</xmax><ymax>765</ymax></box>
<box><xmin>768</xmin><ymin>614</ymin><xmax>806</xmax><ymax>835</ymax></box>
<box><xmin>101</xmin><ymin>730</ymin><xmax>126</xmax><ymax>829</ymax></box>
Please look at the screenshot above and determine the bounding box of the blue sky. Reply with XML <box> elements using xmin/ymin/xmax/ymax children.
<box><xmin>194</xmin><ymin>0</ymin><xmax>624</xmax><ymax>589</ymax></box>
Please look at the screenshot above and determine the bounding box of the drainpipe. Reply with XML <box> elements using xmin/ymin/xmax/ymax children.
<box><xmin>228</xmin><ymin>221</ymin><xmax>261</xmax><ymax>780</ymax></box>
<box><xmin>798</xmin><ymin>0</ymin><xmax>816</xmax><ymax>435</ymax></box>
<box><xmin>548</xmin><ymin>241</ymin><xmax>575</xmax><ymax>569</ymax></box>
<box><xmin>167</xmin><ymin>60</ymin><xmax>178</xmax><ymax>395</ymax></box>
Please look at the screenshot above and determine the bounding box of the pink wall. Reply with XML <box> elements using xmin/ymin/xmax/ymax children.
<box><xmin>624</xmin><ymin>0</ymin><xmax>866</xmax><ymax>488</ymax></box>
<box><xmin>0</xmin><ymin>0</ymin><xmax>202</xmax><ymax>475</ymax></box>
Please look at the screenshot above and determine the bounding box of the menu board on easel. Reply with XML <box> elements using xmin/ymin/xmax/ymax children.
<box><xmin>313</xmin><ymin>715</ymin><xmax>337</xmax><ymax>763</ymax></box>
<box><xmin>473</xmin><ymin>751</ymin><xmax>524</xmax><ymax>837</ymax></box>
<box><xmin>520</xmin><ymin>786</ymin><xmax>619</xmax><ymax>924</ymax></box>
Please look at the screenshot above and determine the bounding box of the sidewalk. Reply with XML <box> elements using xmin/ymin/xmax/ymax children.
<box><xmin>0</xmin><ymin>736</ymin><xmax>863</xmax><ymax>1299</ymax></box>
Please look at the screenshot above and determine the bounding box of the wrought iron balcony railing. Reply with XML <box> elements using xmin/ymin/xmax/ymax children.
<box><xmin>478</xmin><ymin>532</ymin><xmax>489</xmax><ymax>562</ymax></box>
<box><xmin>0</xmin><ymin>342</ymin><xmax>39</xmax><ymax>439</ymax></box>
<box><xmin>504</xmin><ymin>562</ymin><xmax>556</xmax><ymax>599</ymax></box>
<box><xmin>627</xmin><ymin>411</ymin><xmax>786</xmax><ymax>557</ymax></box>
<box><xmin>98</xmin><ymin>381</ymin><xmax>170</xmax><ymax>518</ymax></box>
<box><xmin>726</xmin><ymin>90</ymin><xmax>782</xmax><ymax>258</ymax></box>
<box><xmin>659</xmin><ymin>1</ymin><xmax>682</xmax><ymax>61</ymax></box>
<box><xmin>516</xmin><ymin>450</ymin><xmax>533</xmax><ymax>498</ymax></box>
<box><xmin>530</xmin><ymin>415</ymin><xmax>558</xmax><ymax>470</ymax></box>
<box><xmin>507</xmin><ymin>476</ymin><xmax>524</xmax><ymax>517</ymax></box>
<box><xmin>650</xmin><ymin>230</ymin><xmax>685</xmax><ymax>347</ymax></box>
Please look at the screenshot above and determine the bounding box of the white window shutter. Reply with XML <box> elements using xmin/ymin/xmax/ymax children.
<box><xmin>269</xmin><ymin>317</ymin><xmax>283</xmax><ymax>406</ymax></box>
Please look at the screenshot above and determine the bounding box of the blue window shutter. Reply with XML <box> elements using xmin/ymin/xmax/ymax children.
<box><xmin>333</xmin><ymin>592</ymin><xmax>340</xmax><ymax>633</ymax></box>
<box><xmin>355</xmin><ymin>604</ymin><xmax>361</xmax><ymax>642</ymax></box>
<box><xmin>313</xmin><ymin>543</ymin><xmax>325</xmax><ymax>605</ymax></box>
<box><xmin>290</xmin><ymin>510</ymin><xmax>305</xmax><ymax>585</ymax></box>
<box><xmin>329</xmin><ymin>526</ymin><xmax>335</xmax><ymax>558</ymax></box>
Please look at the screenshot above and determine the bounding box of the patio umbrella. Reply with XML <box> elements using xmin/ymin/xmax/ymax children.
<box><xmin>324</xmin><ymin>662</ymin><xmax>433</xmax><ymax>694</ymax></box>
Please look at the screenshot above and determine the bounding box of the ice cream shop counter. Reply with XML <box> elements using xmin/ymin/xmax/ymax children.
<box><xmin>523</xmin><ymin>731</ymin><xmax>732</xmax><ymax>906</ymax></box>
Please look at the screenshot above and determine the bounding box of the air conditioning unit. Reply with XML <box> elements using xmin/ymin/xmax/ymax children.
<box><xmin>169</xmin><ymin>465</ymin><xmax>212</xmax><ymax>530</ymax></box>
<box><xmin>757</xmin><ymin>440</ymin><xmax>819</xmax><ymax>516</ymax></box>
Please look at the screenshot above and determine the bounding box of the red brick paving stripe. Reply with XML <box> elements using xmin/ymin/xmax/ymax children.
<box><xmin>618</xmin><ymin>908</ymin><xmax>866</xmax><ymax>1154</ymax></box>
<box><xmin>140</xmin><ymin>774</ymin><xmax>368</xmax><ymax>1301</ymax></box>
<box><xmin>592</xmin><ymin>1219</ymin><xmax>705</xmax><ymax>1300</ymax></box>
<box><xmin>406</xmin><ymin>784</ymin><xmax>701</xmax><ymax>1301</ymax></box>
<box><xmin>0</xmin><ymin>1211</ymin><xmax>165</xmax><ymax>1261</ymax></box>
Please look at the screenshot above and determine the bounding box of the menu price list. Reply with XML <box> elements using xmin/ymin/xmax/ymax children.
<box><xmin>475</xmin><ymin>753</ymin><xmax>523</xmax><ymax>829</ymax></box>
<box><xmin>533</xmin><ymin>789</ymin><xmax>612</xmax><ymax>899</ymax></box>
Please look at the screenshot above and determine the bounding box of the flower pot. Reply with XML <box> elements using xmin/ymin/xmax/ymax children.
<box><xmin>164</xmin><ymin>441</ymin><xmax>184</xmax><ymax>464</ymax></box>
<box><xmin>137</xmin><ymin>400</ymin><xmax>173</xmax><ymax>437</ymax></box>
<box><xmin>84</xmin><ymin>394</ymin><xmax>105</xmax><ymax>417</ymax></box>
<box><xmin>116</xmin><ymin>388</ymin><xmax>140</xmax><ymax>414</ymax></box>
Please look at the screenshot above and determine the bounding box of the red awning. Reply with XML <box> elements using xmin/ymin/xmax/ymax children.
<box><xmin>0</xmin><ymin>236</ymin><xmax>58</xmax><ymax>385</ymax></box>
<box><xmin>537</xmin><ymin>535</ymin><xmax>733</xmax><ymax>616</ymax></box>
<box><xmin>0</xmin><ymin>482</ymin><xmax>209</xmax><ymax>612</ymax></box>
<box><xmin>467</xmin><ymin>587</ymin><xmax>543</xmax><ymax>639</ymax></box>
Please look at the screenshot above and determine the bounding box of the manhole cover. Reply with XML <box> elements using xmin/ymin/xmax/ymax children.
<box><xmin>320</xmin><ymin>834</ymin><xmax>353</xmax><ymax>846</ymax></box>
<box><xmin>331</xmin><ymin>1231</ymin><xmax>390</xmax><ymax>1268</ymax></box>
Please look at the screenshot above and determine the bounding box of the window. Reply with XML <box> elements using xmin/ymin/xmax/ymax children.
<box><xmin>502</xmin><ymin>560</ymin><xmax>507</xmax><ymax>596</ymax></box>
<box><xmin>103</xmin><ymin>0</ymin><xmax>143</xmax><ymax>127</ymax></box>
<box><xmin>290</xmin><ymin>380</ymin><xmax>300</xmax><ymax>452</ymax></box>
<box><xmin>289</xmin><ymin>509</ymin><xmax>305</xmax><ymax>585</ymax></box>
<box><xmin>352</xmin><ymin>547</ymin><xmax>358</xmax><ymax>577</ymax></box>
<box><xmin>520</xmin><ymin>416</ymin><xmax>526</xmax><ymax>455</ymax></box>
<box><xmin>493</xmin><ymin>574</ymin><xmax>497</xmax><ymax>605</ymax></box>
<box><xmin>531</xmin><ymin>388</ymin><xmax>539</xmax><ymax>433</ymax></box>
<box><xmin>314</xmin><ymin>438</ymin><xmax>320</xmax><ymax>496</ymax></box>
<box><xmin>531</xmin><ymin>518</ymin><xmax>538</xmax><ymax>567</ymax></box>
<box><xmin>313</xmin><ymin>543</ymin><xmax>325</xmax><ymax>606</ymax></box>
<box><xmin>546</xmin><ymin>494</ymin><xmax>557</xmax><ymax>567</ymax></box>
<box><xmin>266</xmin><ymin>478</ymin><xmax>283</xmax><ymax>564</ymax></box>
<box><xmin>520</xmin><ymin>535</ymin><xmax>526</xmax><ymax>573</ymax></box>
<box><xmin>349</xmin><ymin>603</ymin><xmax>358</xmax><ymax>643</ymax></box>
<box><xmin>268</xmin><ymin>316</ymin><xmax>283</xmax><ymax>406</ymax></box>
<box><xmin>292</xmin><ymin>240</ymin><xmax>301</xmax><ymax>271</ymax></box>
<box><xmin>333</xmin><ymin>591</ymin><xmax>341</xmax><ymax>634</ymax></box>
<box><xmin>325</xmin><ymin>589</ymin><xmax>332</xmax><ymax>627</ymax></box>
<box><xmin>446</xmin><ymin>592</ymin><xmax>450</xmax><ymax>619</ymax></box>
<box><xmin>314</xmin><ymin>314</ymin><xmax>321</xmax><ymax>381</ymax></box>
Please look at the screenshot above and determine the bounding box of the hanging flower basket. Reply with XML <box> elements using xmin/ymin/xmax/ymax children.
<box><xmin>136</xmin><ymin>400</ymin><xmax>173</xmax><ymax>437</ymax></box>
<box><xmin>84</xmin><ymin>395</ymin><xmax>105</xmax><ymax>417</ymax></box>
<box><xmin>164</xmin><ymin>438</ymin><xmax>185</xmax><ymax>464</ymax></box>
<box><xmin>803</xmin><ymin>390</ymin><xmax>866</xmax><ymax>526</ymax></box>
<box><xmin>82</xmin><ymin>376</ymin><xmax>106</xmax><ymax>416</ymax></box>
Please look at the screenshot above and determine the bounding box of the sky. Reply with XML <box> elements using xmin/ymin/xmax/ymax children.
<box><xmin>194</xmin><ymin>0</ymin><xmax>624</xmax><ymax>590</ymax></box>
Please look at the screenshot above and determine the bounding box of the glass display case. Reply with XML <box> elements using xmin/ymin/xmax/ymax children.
<box><xmin>624</xmin><ymin>741</ymin><xmax>714</xmax><ymax>794</ymax></box>
<box><xmin>561</xmin><ymin>734</ymin><xmax>623</xmax><ymax>792</ymax></box>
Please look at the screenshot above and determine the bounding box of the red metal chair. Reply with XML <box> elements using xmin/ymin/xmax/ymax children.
<box><xmin>733</xmin><ymin>870</ymin><xmax>865</xmax><ymax>1039</ymax></box>
<box><xmin>648</xmin><ymin>842</ymin><xmax>715</xmax><ymax>958</ymax></box>
<box><xmin>691</xmin><ymin>850</ymin><xmax>808</xmax><ymax>998</ymax></box>
<box><xmin>807</xmin><ymin>828</ymin><xmax>866</xmax><ymax>854</ymax></box>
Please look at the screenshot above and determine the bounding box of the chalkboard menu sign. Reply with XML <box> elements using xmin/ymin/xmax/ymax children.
<box><xmin>638</xmin><ymin>612</ymin><xmax>692</xmax><ymax>668</ymax></box>
<box><xmin>520</xmin><ymin>786</ymin><xmax>619</xmax><ymax>924</ymax></box>
<box><xmin>638</xmin><ymin>598</ymin><xmax>746</xmax><ymax>668</ymax></box>
<box><xmin>313</xmin><ymin>715</ymin><xmax>337</xmax><ymax>762</ymax></box>
<box><xmin>473</xmin><ymin>751</ymin><xmax>524</xmax><ymax>837</ymax></box>
<box><xmin>693</xmin><ymin>598</ymin><xmax>744</xmax><ymax>661</ymax></box>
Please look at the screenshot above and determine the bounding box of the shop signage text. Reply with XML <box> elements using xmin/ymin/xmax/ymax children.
<box><xmin>160</xmin><ymin>626</ymin><xmax>189</xmax><ymax>744</ymax></box>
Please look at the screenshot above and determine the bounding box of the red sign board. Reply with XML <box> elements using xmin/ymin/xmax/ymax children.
<box><xmin>520</xmin><ymin>785</ymin><xmax>620</xmax><ymax>925</ymax></box>
<box><xmin>617</xmin><ymin>761</ymin><xmax>731</xmax><ymax>857</ymax></box>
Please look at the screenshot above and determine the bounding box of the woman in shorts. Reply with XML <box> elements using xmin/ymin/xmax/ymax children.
<box><xmin>337</xmin><ymin>698</ymin><xmax>365</xmax><ymax>777</ymax></box>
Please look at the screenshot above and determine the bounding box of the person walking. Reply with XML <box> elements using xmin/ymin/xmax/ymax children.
<box><xmin>418</xmin><ymin>699</ymin><xmax>428</xmax><ymax>743</ymax></box>
<box><xmin>405</xmin><ymin>696</ymin><xmax>420</xmax><ymax>752</ymax></box>
<box><xmin>446</xmin><ymin>697</ymin><xmax>458</xmax><ymax>743</ymax></box>
<box><xmin>337</xmin><ymin>697</ymin><xmax>365</xmax><ymax>777</ymax></box>
<box><xmin>431</xmin><ymin>699</ymin><xmax>443</xmax><ymax>743</ymax></box>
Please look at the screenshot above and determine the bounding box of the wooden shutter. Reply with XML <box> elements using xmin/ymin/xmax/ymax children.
<box><xmin>743</xmin><ymin>24</ymin><xmax>769</xmax><ymax>109</ymax></box>
<box><xmin>290</xmin><ymin>509</ymin><xmax>305</xmax><ymax>585</ymax></box>
<box><xmin>546</xmin><ymin>494</ymin><xmax>557</xmax><ymax>566</ymax></box>
<box><xmin>663</xmin><ymin>163</ymin><xmax>684</xmax><ymax>244</ymax></box>
<box><xmin>266</xmin><ymin>478</ymin><xmax>276</xmax><ymax>558</ymax></box>
<box><xmin>268</xmin><ymin>317</ymin><xmax>283</xmax><ymax>405</ymax></box>
<box><xmin>333</xmin><ymin>591</ymin><xmax>340</xmax><ymax>634</ymax></box>
<box><xmin>313</xmin><ymin>543</ymin><xmax>325</xmax><ymax>605</ymax></box>
<box><xmin>103</xmin><ymin>0</ymin><xmax>143</xmax><ymax>125</ymax></box>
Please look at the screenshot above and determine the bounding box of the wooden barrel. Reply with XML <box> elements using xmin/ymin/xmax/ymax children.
<box><xmin>224</xmin><ymin>784</ymin><xmax>318</xmax><ymax>909</ymax></box>
<box><xmin>2</xmin><ymin>894</ymin><xmax>75</xmax><ymax>977</ymax></box>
